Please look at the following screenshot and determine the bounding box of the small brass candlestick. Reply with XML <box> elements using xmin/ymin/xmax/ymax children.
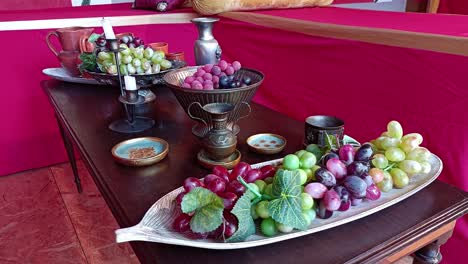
<box><xmin>106</xmin><ymin>38</ymin><xmax>155</xmax><ymax>133</ymax></box>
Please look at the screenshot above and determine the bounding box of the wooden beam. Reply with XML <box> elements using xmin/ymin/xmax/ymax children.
<box><xmin>220</xmin><ymin>11</ymin><xmax>468</xmax><ymax>57</ymax></box>
<box><xmin>0</xmin><ymin>13</ymin><xmax>198</xmax><ymax>31</ymax></box>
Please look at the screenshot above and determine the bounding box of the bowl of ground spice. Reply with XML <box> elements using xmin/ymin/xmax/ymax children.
<box><xmin>112</xmin><ymin>137</ymin><xmax>169</xmax><ymax>166</ymax></box>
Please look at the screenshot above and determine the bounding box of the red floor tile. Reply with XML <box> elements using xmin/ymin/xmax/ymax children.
<box><xmin>0</xmin><ymin>168</ymin><xmax>87</xmax><ymax>264</ymax></box>
<box><xmin>61</xmin><ymin>193</ymin><xmax>138</xmax><ymax>264</ymax></box>
<box><xmin>50</xmin><ymin>160</ymin><xmax>99</xmax><ymax>194</ymax></box>
<box><xmin>50</xmin><ymin>161</ymin><xmax>138</xmax><ymax>263</ymax></box>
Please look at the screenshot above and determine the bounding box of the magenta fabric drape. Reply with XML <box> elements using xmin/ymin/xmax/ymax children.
<box><xmin>439</xmin><ymin>0</ymin><xmax>468</xmax><ymax>15</ymax></box>
<box><xmin>0</xmin><ymin>4</ymin><xmax>466</xmax><ymax>262</ymax></box>
<box><xmin>214</xmin><ymin>12</ymin><xmax>467</xmax><ymax>262</ymax></box>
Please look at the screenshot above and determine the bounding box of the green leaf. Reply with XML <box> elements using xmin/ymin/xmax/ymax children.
<box><xmin>226</xmin><ymin>191</ymin><xmax>256</xmax><ymax>242</ymax></box>
<box><xmin>87</xmin><ymin>33</ymin><xmax>101</xmax><ymax>43</ymax></box>
<box><xmin>79</xmin><ymin>52</ymin><xmax>96</xmax><ymax>72</ymax></box>
<box><xmin>268</xmin><ymin>170</ymin><xmax>308</xmax><ymax>230</ymax></box>
<box><xmin>324</xmin><ymin>132</ymin><xmax>339</xmax><ymax>150</ymax></box>
<box><xmin>343</xmin><ymin>135</ymin><xmax>360</xmax><ymax>147</ymax></box>
<box><xmin>181</xmin><ymin>187</ymin><xmax>224</xmax><ymax>233</ymax></box>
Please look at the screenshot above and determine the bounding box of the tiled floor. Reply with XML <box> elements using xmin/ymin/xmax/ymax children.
<box><xmin>0</xmin><ymin>161</ymin><xmax>139</xmax><ymax>264</ymax></box>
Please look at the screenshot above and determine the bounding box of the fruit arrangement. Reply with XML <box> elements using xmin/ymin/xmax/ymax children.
<box><xmin>80</xmin><ymin>33</ymin><xmax>173</xmax><ymax>75</ymax></box>
<box><xmin>182</xmin><ymin>60</ymin><xmax>251</xmax><ymax>90</ymax></box>
<box><xmin>172</xmin><ymin>120</ymin><xmax>434</xmax><ymax>241</ymax></box>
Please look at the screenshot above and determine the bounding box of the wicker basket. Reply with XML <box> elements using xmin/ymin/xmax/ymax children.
<box><xmin>164</xmin><ymin>66</ymin><xmax>264</xmax><ymax>138</ymax></box>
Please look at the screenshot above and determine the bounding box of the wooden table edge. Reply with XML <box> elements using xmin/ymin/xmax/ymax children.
<box><xmin>347</xmin><ymin>197</ymin><xmax>468</xmax><ymax>263</ymax></box>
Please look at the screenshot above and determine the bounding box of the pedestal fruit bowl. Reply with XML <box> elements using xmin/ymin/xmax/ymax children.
<box><xmin>164</xmin><ymin>66</ymin><xmax>264</xmax><ymax>138</ymax></box>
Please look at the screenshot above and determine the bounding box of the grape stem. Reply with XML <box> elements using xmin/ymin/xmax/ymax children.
<box><xmin>237</xmin><ymin>176</ymin><xmax>273</xmax><ymax>201</ymax></box>
<box><xmin>383</xmin><ymin>162</ymin><xmax>397</xmax><ymax>171</ymax></box>
<box><xmin>252</xmin><ymin>197</ymin><xmax>263</xmax><ymax>205</ymax></box>
<box><xmin>237</xmin><ymin>176</ymin><xmax>262</xmax><ymax>198</ymax></box>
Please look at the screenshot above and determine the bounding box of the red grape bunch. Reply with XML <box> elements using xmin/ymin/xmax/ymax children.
<box><xmin>172</xmin><ymin>162</ymin><xmax>275</xmax><ymax>240</ymax></box>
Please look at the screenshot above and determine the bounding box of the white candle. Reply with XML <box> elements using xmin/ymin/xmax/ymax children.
<box><xmin>101</xmin><ymin>18</ymin><xmax>116</xmax><ymax>39</ymax></box>
<box><xmin>124</xmin><ymin>76</ymin><xmax>137</xmax><ymax>91</ymax></box>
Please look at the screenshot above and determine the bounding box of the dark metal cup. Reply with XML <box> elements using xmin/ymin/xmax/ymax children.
<box><xmin>304</xmin><ymin>115</ymin><xmax>345</xmax><ymax>148</ymax></box>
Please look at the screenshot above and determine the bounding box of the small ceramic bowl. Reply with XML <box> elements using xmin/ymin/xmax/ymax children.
<box><xmin>247</xmin><ymin>133</ymin><xmax>287</xmax><ymax>155</ymax></box>
<box><xmin>112</xmin><ymin>137</ymin><xmax>169</xmax><ymax>167</ymax></box>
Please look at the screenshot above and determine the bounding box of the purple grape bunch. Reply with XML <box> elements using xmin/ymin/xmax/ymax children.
<box><xmin>305</xmin><ymin>143</ymin><xmax>381</xmax><ymax>219</ymax></box>
<box><xmin>182</xmin><ymin>60</ymin><xmax>249</xmax><ymax>90</ymax></box>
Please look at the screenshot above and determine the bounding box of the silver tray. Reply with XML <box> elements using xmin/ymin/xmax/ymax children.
<box><xmin>115</xmin><ymin>154</ymin><xmax>443</xmax><ymax>250</ymax></box>
<box><xmin>42</xmin><ymin>68</ymin><xmax>102</xmax><ymax>85</ymax></box>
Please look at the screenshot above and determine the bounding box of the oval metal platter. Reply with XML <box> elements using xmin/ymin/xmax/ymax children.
<box><xmin>115</xmin><ymin>154</ymin><xmax>442</xmax><ymax>250</ymax></box>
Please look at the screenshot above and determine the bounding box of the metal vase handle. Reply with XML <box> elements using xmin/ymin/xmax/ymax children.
<box><xmin>233</xmin><ymin>101</ymin><xmax>251</xmax><ymax>127</ymax></box>
<box><xmin>215</xmin><ymin>45</ymin><xmax>222</xmax><ymax>61</ymax></box>
<box><xmin>187</xmin><ymin>102</ymin><xmax>208</xmax><ymax>127</ymax></box>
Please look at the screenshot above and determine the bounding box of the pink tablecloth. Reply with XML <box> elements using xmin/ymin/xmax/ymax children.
<box><xmin>252</xmin><ymin>7</ymin><xmax>468</xmax><ymax>36</ymax></box>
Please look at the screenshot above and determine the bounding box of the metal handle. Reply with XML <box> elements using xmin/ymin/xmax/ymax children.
<box><xmin>46</xmin><ymin>31</ymin><xmax>60</xmax><ymax>56</ymax></box>
<box><xmin>215</xmin><ymin>45</ymin><xmax>222</xmax><ymax>61</ymax></box>
<box><xmin>233</xmin><ymin>101</ymin><xmax>251</xmax><ymax>127</ymax></box>
<box><xmin>187</xmin><ymin>102</ymin><xmax>207</xmax><ymax>126</ymax></box>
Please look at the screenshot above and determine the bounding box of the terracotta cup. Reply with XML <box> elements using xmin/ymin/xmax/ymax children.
<box><xmin>148</xmin><ymin>42</ymin><xmax>169</xmax><ymax>55</ymax></box>
<box><xmin>58</xmin><ymin>51</ymin><xmax>82</xmax><ymax>76</ymax></box>
<box><xmin>46</xmin><ymin>27</ymin><xmax>94</xmax><ymax>56</ymax></box>
<box><xmin>166</xmin><ymin>52</ymin><xmax>185</xmax><ymax>62</ymax></box>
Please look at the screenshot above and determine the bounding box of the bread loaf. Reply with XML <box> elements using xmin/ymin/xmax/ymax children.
<box><xmin>192</xmin><ymin>0</ymin><xmax>333</xmax><ymax>15</ymax></box>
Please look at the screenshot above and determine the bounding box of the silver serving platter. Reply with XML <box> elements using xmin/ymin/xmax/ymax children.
<box><xmin>115</xmin><ymin>154</ymin><xmax>443</xmax><ymax>250</ymax></box>
<box><xmin>42</xmin><ymin>68</ymin><xmax>102</xmax><ymax>85</ymax></box>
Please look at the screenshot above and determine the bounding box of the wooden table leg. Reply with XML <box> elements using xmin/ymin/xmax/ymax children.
<box><xmin>56</xmin><ymin>115</ymin><xmax>82</xmax><ymax>193</ymax></box>
<box><xmin>380</xmin><ymin>221</ymin><xmax>455</xmax><ymax>264</ymax></box>
<box><xmin>413</xmin><ymin>229</ymin><xmax>453</xmax><ymax>264</ymax></box>
<box><xmin>426</xmin><ymin>0</ymin><xmax>440</xmax><ymax>13</ymax></box>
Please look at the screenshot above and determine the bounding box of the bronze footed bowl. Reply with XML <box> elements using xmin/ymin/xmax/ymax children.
<box><xmin>163</xmin><ymin>67</ymin><xmax>264</xmax><ymax>138</ymax></box>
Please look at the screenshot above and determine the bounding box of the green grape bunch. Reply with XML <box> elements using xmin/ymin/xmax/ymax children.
<box><xmin>96</xmin><ymin>43</ymin><xmax>172</xmax><ymax>75</ymax></box>
<box><xmin>369</xmin><ymin>120</ymin><xmax>433</xmax><ymax>191</ymax></box>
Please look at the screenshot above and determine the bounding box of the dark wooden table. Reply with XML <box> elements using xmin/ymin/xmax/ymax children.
<box><xmin>42</xmin><ymin>80</ymin><xmax>467</xmax><ymax>264</ymax></box>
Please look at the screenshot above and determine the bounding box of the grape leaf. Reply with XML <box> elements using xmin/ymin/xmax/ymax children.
<box><xmin>268</xmin><ymin>169</ymin><xmax>308</xmax><ymax>230</ymax></box>
<box><xmin>79</xmin><ymin>52</ymin><xmax>96</xmax><ymax>72</ymax></box>
<box><xmin>181</xmin><ymin>187</ymin><xmax>224</xmax><ymax>233</ymax></box>
<box><xmin>226</xmin><ymin>191</ymin><xmax>256</xmax><ymax>242</ymax></box>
